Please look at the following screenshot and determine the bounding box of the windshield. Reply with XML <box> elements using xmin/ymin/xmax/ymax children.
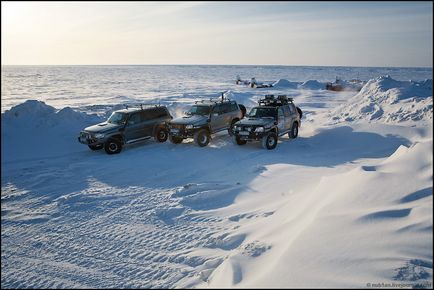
<box><xmin>188</xmin><ymin>105</ymin><xmax>211</xmax><ymax>116</ymax></box>
<box><xmin>107</xmin><ymin>112</ymin><xmax>127</xmax><ymax>125</ymax></box>
<box><xmin>248</xmin><ymin>107</ymin><xmax>276</xmax><ymax>119</ymax></box>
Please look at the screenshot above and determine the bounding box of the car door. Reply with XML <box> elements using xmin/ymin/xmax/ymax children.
<box><xmin>282</xmin><ymin>105</ymin><xmax>292</xmax><ymax>131</ymax></box>
<box><xmin>210</xmin><ymin>104</ymin><xmax>226</xmax><ymax>132</ymax></box>
<box><xmin>141</xmin><ymin>109</ymin><xmax>157</xmax><ymax>137</ymax></box>
<box><xmin>124</xmin><ymin>112</ymin><xmax>145</xmax><ymax>141</ymax></box>
<box><xmin>277</xmin><ymin>107</ymin><xmax>286</xmax><ymax>133</ymax></box>
<box><xmin>287</xmin><ymin>104</ymin><xmax>297</xmax><ymax>128</ymax></box>
<box><xmin>219</xmin><ymin>103</ymin><xmax>233</xmax><ymax>129</ymax></box>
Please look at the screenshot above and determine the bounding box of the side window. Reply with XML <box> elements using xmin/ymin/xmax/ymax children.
<box><xmin>230</xmin><ymin>102</ymin><xmax>238</xmax><ymax>112</ymax></box>
<box><xmin>278</xmin><ymin>107</ymin><xmax>284</xmax><ymax>120</ymax></box>
<box><xmin>288</xmin><ymin>104</ymin><xmax>296</xmax><ymax>114</ymax></box>
<box><xmin>128</xmin><ymin>113</ymin><xmax>141</xmax><ymax>125</ymax></box>
<box><xmin>156</xmin><ymin>107</ymin><xmax>168</xmax><ymax>118</ymax></box>
<box><xmin>220</xmin><ymin>103</ymin><xmax>230</xmax><ymax>114</ymax></box>
<box><xmin>212</xmin><ymin>105</ymin><xmax>221</xmax><ymax>115</ymax></box>
<box><xmin>141</xmin><ymin>110</ymin><xmax>152</xmax><ymax>121</ymax></box>
<box><xmin>282</xmin><ymin>106</ymin><xmax>291</xmax><ymax>117</ymax></box>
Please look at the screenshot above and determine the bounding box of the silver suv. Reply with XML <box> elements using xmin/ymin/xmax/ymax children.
<box><xmin>78</xmin><ymin>105</ymin><xmax>172</xmax><ymax>154</ymax></box>
<box><xmin>168</xmin><ymin>95</ymin><xmax>246</xmax><ymax>147</ymax></box>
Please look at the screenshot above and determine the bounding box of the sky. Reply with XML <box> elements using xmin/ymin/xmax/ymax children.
<box><xmin>1</xmin><ymin>1</ymin><xmax>433</xmax><ymax>67</ymax></box>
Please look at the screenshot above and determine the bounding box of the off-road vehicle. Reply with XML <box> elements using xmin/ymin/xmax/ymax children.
<box><xmin>78</xmin><ymin>105</ymin><xmax>172</xmax><ymax>154</ymax></box>
<box><xmin>233</xmin><ymin>95</ymin><xmax>302</xmax><ymax>150</ymax></box>
<box><xmin>168</xmin><ymin>94</ymin><xmax>246</xmax><ymax>147</ymax></box>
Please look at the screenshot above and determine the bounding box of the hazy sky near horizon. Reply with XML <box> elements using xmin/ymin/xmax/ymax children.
<box><xmin>2</xmin><ymin>1</ymin><xmax>433</xmax><ymax>67</ymax></box>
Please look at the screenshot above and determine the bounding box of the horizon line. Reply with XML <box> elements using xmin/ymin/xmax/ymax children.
<box><xmin>2</xmin><ymin>64</ymin><xmax>433</xmax><ymax>69</ymax></box>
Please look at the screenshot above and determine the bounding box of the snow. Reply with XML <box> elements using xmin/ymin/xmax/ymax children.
<box><xmin>271</xmin><ymin>78</ymin><xmax>299</xmax><ymax>88</ymax></box>
<box><xmin>331</xmin><ymin>75</ymin><xmax>433</xmax><ymax>123</ymax></box>
<box><xmin>1</xmin><ymin>66</ymin><xmax>433</xmax><ymax>288</ymax></box>
<box><xmin>299</xmin><ymin>79</ymin><xmax>326</xmax><ymax>90</ymax></box>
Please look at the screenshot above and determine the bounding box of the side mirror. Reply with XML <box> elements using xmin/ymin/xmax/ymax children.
<box><xmin>274</xmin><ymin>121</ymin><xmax>278</xmax><ymax>125</ymax></box>
<box><xmin>207</xmin><ymin>118</ymin><xmax>211</xmax><ymax>123</ymax></box>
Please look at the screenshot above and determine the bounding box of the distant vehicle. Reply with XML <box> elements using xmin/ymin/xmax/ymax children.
<box><xmin>326</xmin><ymin>77</ymin><xmax>365</xmax><ymax>92</ymax></box>
<box><xmin>78</xmin><ymin>105</ymin><xmax>172</xmax><ymax>154</ymax></box>
<box><xmin>236</xmin><ymin>76</ymin><xmax>274</xmax><ymax>88</ymax></box>
<box><xmin>233</xmin><ymin>95</ymin><xmax>302</xmax><ymax>150</ymax></box>
<box><xmin>168</xmin><ymin>93</ymin><xmax>246</xmax><ymax>147</ymax></box>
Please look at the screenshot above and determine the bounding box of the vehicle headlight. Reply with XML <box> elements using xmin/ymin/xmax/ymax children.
<box><xmin>255</xmin><ymin>127</ymin><xmax>264</xmax><ymax>132</ymax></box>
<box><xmin>185</xmin><ymin>124</ymin><xmax>194</xmax><ymax>129</ymax></box>
<box><xmin>94</xmin><ymin>133</ymin><xmax>105</xmax><ymax>139</ymax></box>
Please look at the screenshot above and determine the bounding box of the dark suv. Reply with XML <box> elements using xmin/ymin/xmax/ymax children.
<box><xmin>168</xmin><ymin>95</ymin><xmax>246</xmax><ymax>147</ymax></box>
<box><xmin>233</xmin><ymin>95</ymin><xmax>302</xmax><ymax>150</ymax></box>
<box><xmin>78</xmin><ymin>105</ymin><xmax>172</xmax><ymax>154</ymax></box>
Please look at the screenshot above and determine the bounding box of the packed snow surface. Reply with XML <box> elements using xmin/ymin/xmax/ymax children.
<box><xmin>1</xmin><ymin>65</ymin><xmax>433</xmax><ymax>288</ymax></box>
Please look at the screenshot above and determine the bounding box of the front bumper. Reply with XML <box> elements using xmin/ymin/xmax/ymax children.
<box><xmin>169</xmin><ymin>125</ymin><xmax>197</xmax><ymax>138</ymax></box>
<box><xmin>78</xmin><ymin>131</ymin><xmax>103</xmax><ymax>145</ymax></box>
<box><xmin>234</xmin><ymin>130</ymin><xmax>265</xmax><ymax>141</ymax></box>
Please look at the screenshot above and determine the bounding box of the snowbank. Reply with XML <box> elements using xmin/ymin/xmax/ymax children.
<box><xmin>1</xmin><ymin>100</ymin><xmax>102</xmax><ymax>163</ymax></box>
<box><xmin>271</xmin><ymin>79</ymin><xmax>299</xmax><ymax>89</ymax></box>
<box><xmin>299</xmin><ymin>80</ymin><xmax>326</xmax><ymax>90</ymax></box>
<box><xmin>331</xmin><ymin>75</ymin><xmax>433</xmax><ymax>123</ymax></box>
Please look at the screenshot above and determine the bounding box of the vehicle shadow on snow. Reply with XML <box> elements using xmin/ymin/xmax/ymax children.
<box><xmin>1</xmin><ymin>125</ymin><xmax>410</xmax><ymax>220</ymax></box>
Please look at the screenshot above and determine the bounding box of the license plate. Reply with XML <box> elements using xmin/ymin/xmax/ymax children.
<box><xmin>239</xmin><ymin>131</ymin><xmax>249</xmax><ymax>136</ymax></box>
<box><xmin>170</xmin><ymin>129</ymin><xmax>180</xmax><ymax>134</ymax></box>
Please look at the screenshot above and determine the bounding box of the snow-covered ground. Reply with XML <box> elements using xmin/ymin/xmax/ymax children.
<box><xmin>1</xmin><ymin>66</ymin><xmax>433</xmax><ymax>288</ymax></box>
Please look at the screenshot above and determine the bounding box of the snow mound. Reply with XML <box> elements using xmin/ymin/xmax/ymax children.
<box><xmin>331</xmin><ymin>75</ymin><xmax>433</xmax><ymax>123</ymax></box>
<box><xmin>299</xmin><ymin>80</ymin><xmax>326</xmax><ymax>90</ymax></box>
<box><xmin>224</xmin><ymin>91</ymin><xmax>258</xmax><ymax>108</ymax></box>
<box><xmin>2</xmin><ymin>100</ymin><xmax>101</xmax><ymax>128</ymax></box>
<box><xmin>272</xmin><ymin>79</ymin><xmax>299</xmax><ymax>89</ymax></box>
<box><xmin>1</xmin><ymin>100</ymin><xmax>103</xmax><ymax>163</ymax></box>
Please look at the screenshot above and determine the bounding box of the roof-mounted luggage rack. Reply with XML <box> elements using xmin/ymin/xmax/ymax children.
<box><xmin>194</xmin><ymin>92</ymin><xmax>232</xmax><ymax>104</ymax></box>
<box><xmin>124</xmin><ymin>103</ymin><xmax>162</xmax><ymax>110</ymax></box>
<box><xmin>258</xmin><ymin>94</ymin><xmax>293</xmax><ymax>106</ymax></box>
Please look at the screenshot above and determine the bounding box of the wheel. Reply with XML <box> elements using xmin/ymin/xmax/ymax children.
<box><xmin>238</xmin><ymin>104</ymin><xmax>246</xmax><ymax>118</ymax></box>
<box><xmin>233</xmin><ymin>135</ymin><xmax>247</xmax><ymax>145</ymax></box>
<box><xmin>194</xmin><ymin>129</ymin><xmax>210</xmax><ymax>147</ymax></box>
<box><xmin>261</xmin><ymin>132</ymin><xmax>278</xmax><ymax>150</ymax></box>
<box><xmin>155</xmin><ymin>126</ymin><xmax>169</xmax><ymax>142</ymax></box>
<box><xmin>289</xmin><ymin>122</ymin><xmax>299</xmax><ymax>139</ymax></box>
<box><xmin>296</xmin><ymin>107</ymin><xmax>303</xmax><ymax>119</ymax></box>
<box><xmin>104</xmin><ymin>138</ymin><xmax>122</xmax><ymax>154</ymax></box>
<box><xmin>169</xmin><ymin>135</ymin><xmax>183</xmax><ymax>144</ymax></box>
<box><xmin>228</xmin><ymin>119</ymin><xmax>239</xmax><ymax>136</ymax></box>
<box><xmin>88</xmin><ymin>144</ymin><xmax>103</xmax><ymax>151</ymax></box>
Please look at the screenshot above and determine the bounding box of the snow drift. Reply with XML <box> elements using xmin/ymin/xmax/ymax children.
<box><xmin>271</xmin><ymin>79</ymin><xmax>299</xmax><ymax>89</ymax></box>
<box><xmin>2</xmin><ymin>73</ymin><xmax>432</xmax><ymax>288</ymax></box>
<box><xmin>299</xmin><ymin>80</ymin><xmax>326</xmax><ymax>90</ymax></box>
<box><xmin>331</xmin><ymin>76</ymin><xmax>433</xmax><ymax>123</ymax></box>
<box><xmin>1</xmin><ymin>100</ymin><xmax>102</xmax><ymax>163</ymax></box>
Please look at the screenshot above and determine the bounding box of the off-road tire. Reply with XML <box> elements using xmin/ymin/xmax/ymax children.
<box><xmin>233</xmin><ymin>135</ymin><xmax>247</xmax><ymax>145</ymax></box>
<box><xmin>155</xmin><ymin>126</ymin><xmax>169</xmax><ymax>143</ymax></box>
<box><xmin>228</xmin><ymin>119</ymin><xmax>239</xmax><ymax>136</ymax></box>
<box><xmin>194</xmin><ymin>129</ymin><xmax>210</xmax><ymax>147</ymax></box>
<box><xmin>104</xmin><ymin>138</ymin><xmax>122</xmax><ymax>154</ymax></box>
<box><xmin>238</xmin><ymin>104</ymin><xmax>247</xmax><ymax>118</ymax></box>
<box><xmin>169</xmin><ymin>135</ymin><xmax>183</xmax><ymax>144</ymax></box>
<box><xmin>289</xmin><ymin>122</ymin><xmax>299</xmax><ymax>139</ymax></box>
<box><xmin>88</xmin><ymin>144</ymin><xmax>103</xmax><ymax>151</ymax></box>
<box><xmin>296</xmin><ymin>107</ymin><xmax>303</xmax><ymax>119</ymax></box>
<box><xmin>261</xmin><ymin>132</ymin><xmax>278</xmax><ymax>150</ymax></box>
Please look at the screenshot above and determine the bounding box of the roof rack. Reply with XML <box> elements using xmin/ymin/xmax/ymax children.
<box><xmin>124</xmin><ymin>103</ymin><xmax>162</xmax><ymax>110</ymax></box>
<box><xmin>194</xmin><ymin>92</ymin><xmax>232</xmax><ymax>104</ymax></box>
<box><xmin>258</xmin><ymin>94</ymin><xmax>293</xmax><ymax>106</ymax></box>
